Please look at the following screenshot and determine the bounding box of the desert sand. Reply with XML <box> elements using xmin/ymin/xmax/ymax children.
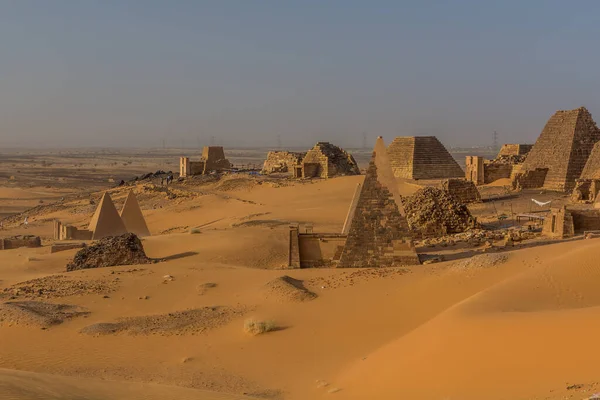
<box><xmin>0</xmin><ymin>151</ymin><xmax>598</xmax><ymax>400</ymax></box>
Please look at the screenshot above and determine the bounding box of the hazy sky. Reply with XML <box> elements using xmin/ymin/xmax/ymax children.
<box><xmin>1</xmin><ymin>0</ymin><xmax>599</xmax><ymax>149</ymax></box>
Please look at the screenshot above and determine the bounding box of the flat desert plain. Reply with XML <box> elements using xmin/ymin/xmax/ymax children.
<box><xmin>0</xmin><ymin>149</ymin><xmax>599</xmax><ymax>400</ymax></box>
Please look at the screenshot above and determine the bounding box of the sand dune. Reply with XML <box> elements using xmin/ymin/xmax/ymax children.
<box><xmin>1</xmin><ymin>173</ymin><xmax>600</xmax><ymax>400</ymax></box>
<box><xmin>333</xmin><ymin>240</ymin><xmax>600</xmax><ymax>399</ymax></box>
<box><xmin>0</xmin><ymin>368</ymin><xmax>254</xmax><ymax>400</ymax></box>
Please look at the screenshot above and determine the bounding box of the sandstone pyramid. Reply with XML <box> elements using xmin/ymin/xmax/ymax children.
<box><xmin>338</xmin><ymin>137</ymin><xmax>419</xmax><ymax>268</ymax></box>
<box><xmin>88</xmin><ymin>193</ymin><xmax>128</xmax><ymax>240</ymax></box>
<box><xmin>579</xmin><ymin>141</ymin><xmax>600</xmax><ymax>180</ymax></box>
<box><xmin>119</xmin><ymin>191</ymin><xmax>150</xmax><ymax>237</ymax></box>
<box><xmin>518</xmin><ymin>107</ymin><xmax>600</xmax><ymax>191</ymax></box>
<box><xmin>387</xmin><ymin>136</ymin><xmax>463</xmax><ymax>180</ymax></box>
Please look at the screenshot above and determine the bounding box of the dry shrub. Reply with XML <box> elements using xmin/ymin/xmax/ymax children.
<box><xmin>244</xmin><ymin>318</ymin><xmax>277</xmax><ymax>336</ymax></box>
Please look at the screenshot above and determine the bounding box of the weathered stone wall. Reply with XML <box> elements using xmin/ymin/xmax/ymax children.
<box><xmin>542</xmin><ymin>207</ymin><xmax>574</xmax><ymax>238</ymax></box>
<box><xmin>297</xmin><ymin>234</ymin><xmax>347</xmax><ymax>268</ymax></box>
<box><xmin>570</xmin><ymin>209</ymin><xmax>600</xmax><ymax>232</ymax></box>
<box><xmin>302</xmin><ymin>163</ymin><xmax>321</xmax><ymax>178</ymax></box>
<box><xmin>512</xmin><ymin>168</ymin><xmax>549</xmax><ymax>190</ymax></box>
<box><xmin>51</xmin><ymin>242</ymin><xmax>86</xmax><ymax>254</ymax></box>
<box><xmin>497</xmin><ymin>144</ymin><xmax>533</xmax><ymax>158</ymax></box>
<box><xmin>0</xmin><ymin>235</ymin><xmax>42</xmax><ymax>250</ymax></box>
<box><xmin>262</xmin><ymin>151</ymin><xmax>305</xmax><ymax>174</ymax></box>
<box><xmin>288</xmin><ymin>225</ymin><xmax>300</xmax><ymax>268</ymax></box>
<box><xmin>484</xmin><ymin>163</ymin><xmax>513</xmax><ymax>183</ymax></box>
<box><xmin>54</xmin><ymin>220</ymin><xmax>93</xmax><ymax>241</ymax></box>
<box><xmin>441</xmin><ymin>179</ymin><xmax>481</xmax><ymax>204</ymax></box>
<box><xmin>465</xmin><ymin>156</ymin><xmax>484</xmax><ymax>185</ymax></box>
<box><xmin>571</xmin><ymin>179</ymin><xmax>600</xmax><ymax>203</ymax></box>
<box><xmin>518</xmin><ymin>107</ymin><xmax>600</xmax><ymax>191</ymax></box>
<box><xmin>388</xmin><ymin>136</ymin><xmax>463</xmax><ymax>180</ymax></box>
<box><xmin>301</xmin><ymin>142</ymin><xmax>359</xmax><ymax>178</ymax></box>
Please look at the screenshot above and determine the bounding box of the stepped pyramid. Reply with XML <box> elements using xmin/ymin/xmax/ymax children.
<box><xmin>88</xmin><ymin>193</ymin><xmax>128</xmax><ymax>240</ymax></box>
<box><xmin>518</xmin><ymin>107</ymin><xmax>600</xmax><ymax>191</ymax></box>
<box><xmin>120</xmin><ymin>191</ymin><xmax>150</xmax><ymax>237</ymax></box>
<box><xmin>338</xmin><ymin>137</ymin><xmax>419</xmax><ymax>268</ymax></box>
<box><xmin>387</xmin><ymin>136</ymin><xmax>463</xmax><ymax>180</ymax></box>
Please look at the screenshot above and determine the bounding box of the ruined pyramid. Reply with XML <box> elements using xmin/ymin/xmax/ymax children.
<box><xmin>120</xmin><ymin>191</ymin><xmax>150</xmax><ymax>237</ymax></box>
<box><xmin>387</xmin><ymin>136</ymin><xmax>464</xmax><ymax>180</ymax></box>
<box><xmin>517</xmin><ymin>107</ymin><xmax>600</xmax><ymax>191</ymax></box>
<box><xmin>88</xmin><ymin>193</ymin><xmax>128</xmax><ymax>240</ymax></box>
<box><xmin>338</xmin><ymin>137</ymin><xmax>419</xmax><ymax>268</ymax></box>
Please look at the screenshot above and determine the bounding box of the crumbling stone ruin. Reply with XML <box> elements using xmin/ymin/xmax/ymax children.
<box><xmin>465</xmin><ymin>143</ymin><xmax>532</xmax><ymax>186</ymax></box>
<box><xmin>66</xmin><ymin>233</ymin><xmax>151</xmax><ymax>271</ymax></box>
<box><xmin>514</xmin><ymin>107</ymin><xmax>600</xmax><ymax>192</ymax></box>
<box><xmin>497</xmin><ymin>144</ymin><xmax>533</xmax><ymax>160</ymax></box>
<box><xmin>401</xmin><ymin>187</ymin><xmax>477</xmax><ymax>239</ymax></box>
<box><xmin>543</xmin><ymin>206</ymin><xmax>600</xmax><ymax>238</ymax></box>
<box><xmin>572</xmin><ymin>141</ymin><xmax>600</xmax><ymax>202</ymax></box>
<box><xmin>296</xmin><ymin>142</ymin><xmax>360</xmax><ymax>179</ymax></box>
<box><xmin>261</xmin><ymin>151</ymin><xmax>306</xmax><ymax>174</ymax></box>
<box><xmin>338</xmin><ymin>137</ymin><xmax>419</xmax><ymax>267</ymax></box>
<box><xmin>180</xmin><ymin>146</ymin><xmax>231</xmax><ymax>177</ymax></box>
<box><xmin>441</xmin><ymin>178</ymin><xmax>481</xmax><ymax>203</ymax></box>
<box><xmin>387</xmin><ymin>136</ymin><xmax>463</xmax><ymax>180</ymax></box>
<box><xmin>0</xmin><ymin>235</ymin><xmax>41</xmax><ymax>250</ymax></box>
<box><xmin>571</xmin><ymin>179</ymin><xmax>600</xmax><ymax>204</ymax></box>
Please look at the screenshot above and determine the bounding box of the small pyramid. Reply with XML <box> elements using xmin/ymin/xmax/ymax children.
<box><xmin>88</xmin><ymin>193</ymin><xmax>128</xmax><ymax>240</ymax></box>
<box><xmin>338</xmin><ymin>137</ymin><xmax>419</xmax><ymax>268</ymax></box>
<box><xmin>120</xmin><ymin>191</ymin><xmax>150</xmax><ymax>237</ymax></box>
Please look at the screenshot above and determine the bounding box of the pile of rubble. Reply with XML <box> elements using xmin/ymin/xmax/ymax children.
<box><xmin>131</xmin><ymin>170</ymin><xmax>173</xmax><ymax>182</ymax></box>
<box><xmin>415</xmin><ymin>228</ymin><xmax>539</xmax><ymax>248</ymax></box>
<box><xmin>401</xmin><ymin>187</ymin><xmax>477</xmax><ymax>238</ymax></box>
<box><xmin>66</xmin><ymin>233</ymin><xmax>152</xmax><ymax>271</ymax></box>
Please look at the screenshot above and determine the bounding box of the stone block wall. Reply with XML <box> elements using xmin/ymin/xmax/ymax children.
<box><xmin>297</xmin><ymin>233</ymin><xmax>347</xmax><ymax>268</ymax></box>
<box><xmin>497</xmin><ymin>144</ymin><xmax>533</xmax><ymax>158</ymax></box>
<box><xmin>542</xmin><ymin>207</ymin><xmax>574</xmax><ymax>238</ymax></box>
<box><xmin>302</xmin><ymin>163</ymin><xmax>321</xmax><ymax>178</ymax></box>
<box><xmin>571</xmin><ymin>179</ymin><xmax>600</xmax><ymax>203</ymax></box>
<box><xmin>0</xmin><ymin>235</ymin><xmax>42</xmax><ymax>250</ymax></box>
<box><xmin>512</xmin><ymin>168</ymin><xmax>549</xmax><ymax>190</ymax></box>
<box><xmin>441</xmin><ymin>179</ymin><xmax>481</xmax><ymax>203</ymax></box>
<box><xmin>570</xmin><ymin>209</ymin><xmax>600</xmax><ymax>232</ymax></box>
<box><xmin>179</xmin><ymin>157</ymin><xmax>205</xmax><ymax>177</ymax></box>
<box><xmin>465</xmin><ymin>156</ymin><xmax>484</xmax><ymax>185</ymax></box>
<box><xmin>54</xmin><ymin>220</ymin><xmax>93</xmax><ymax>241</ymax></box>
<box><xmin>262</xmin><ymin>151</ymin><xmax>305</xmax><ymax>174</ymax></box>
<box><xmin>288</xmin><ymin>225</ymin><xmax>300</xmax><ymax>268</ymax></box>
<box><xmin>484</xmin><ymin>163</ymin><xmax>514</xmax><ymax>183</ymax></box>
